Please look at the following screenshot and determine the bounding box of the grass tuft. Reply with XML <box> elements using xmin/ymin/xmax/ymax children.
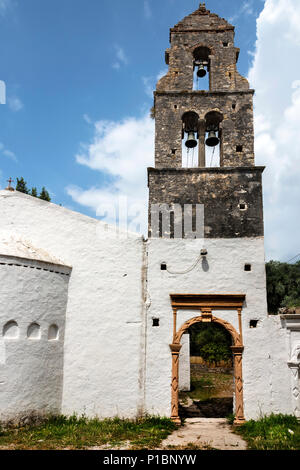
<box><xmin>233</xmin><ymin>414</ymin><xmax>300</xmax><ymax>450</ymax></box>
<box><xmin>0</xmin><ymin>414</ymin><xmax>177</xmax><ymax>450</ymax></box>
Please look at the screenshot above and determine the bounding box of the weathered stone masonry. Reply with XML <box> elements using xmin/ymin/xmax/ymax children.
<box><xmin>148</xmin><ymin>167</ymin><xmax>264</xmax><ymax>238</ymax></box>
<box><xmin>148</xmin><ymin>4</ymin><xmax>262</xmax><ymax>239</ymax></box>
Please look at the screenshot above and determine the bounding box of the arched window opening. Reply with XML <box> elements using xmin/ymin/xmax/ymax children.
<box><xmin>27</xmin><ymin>322</ymin><xmax>41</xmax><ymax>340</ymax></box>
<box><xmin>193</xmin><ymin>47</ymin><xmax>210</xmax><ymax>91</ymax></box>
<box><xmin>48</xmin><ymin>324</ymin><xmax>59</xmax><ymax>341</ymax></box>
<box><xmin>182</xmin><ymin>111</ymin><xmax>199</xmax><ymax>168</ymax></box>
<box><xmin>3</xmin><ymin>320</ymin><xmax>19</xmax><ymax>339</ymax></box>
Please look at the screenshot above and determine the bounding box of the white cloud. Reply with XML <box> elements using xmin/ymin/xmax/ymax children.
<box><xmin>248</xmin><ymin>0</ymin><xmax>300</xmax><ymax>261</ymax></box>
<box><xmin>0</xmin><ymin>0</ymin><xmax>11</xmax><ymax>16</ymax></box>
<box><xmin>0</xmin><ymin>142</ymin><xmax>17</xmax><ymax>161</ymax></box>
<box><xmin>8</xmin><ymin>96</ymin><xmax>23</xmax><ymax>112</ymax></box>
<box><xmin>144</xmin><ymin>1</ymin><xmax>152</xmax><ymax>19</ymax></box>
<box><xmin>83</xmin><ymin>113</ymin><xmax>92</xmax><ymax>124</ymax></box>
<box><xmin>67</xmin><ymin>114</ymin><xmax>154</xmax><ymax>234</ymax></box>
<box><xmin>241</xmin><ymin>0</ymin><xmax>254</xmax><ymax>16</ymax></box>
<box><xmin>229</xmin><ymin>0</ymin><xmax>257</xmax><ymax>23</ymax></box>
<box><xmin>112</xmin><ymin>45</ymin><xmax>128</xmax><ymax>70</ymax></box>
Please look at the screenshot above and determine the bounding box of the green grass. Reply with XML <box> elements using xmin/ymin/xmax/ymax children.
<box><xmin>233</xmin><ymin>414</ymin><xmax>300</xmax><ymax>450</ymax></box>
<box><xmin>0</xmin><ymin>415</ymin><xmax>177</xmax><ymax>450</ymax></box>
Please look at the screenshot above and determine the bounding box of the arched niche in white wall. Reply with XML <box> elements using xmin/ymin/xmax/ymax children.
<box><xmin>48</xmin><ymin>324</ymin><xmax>59</xmax><ymax>341</ymax></box>
<box><xmin>27</xmin><ymin>323</ymin><xmax>41</xmax><ymax>340</ymax></box>
<box><xmin>3</xmin><ymin>320</ymin><xmax>19</xmax><ymax>339</ymax></box>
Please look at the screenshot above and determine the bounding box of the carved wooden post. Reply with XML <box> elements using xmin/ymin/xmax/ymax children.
<box><xmin>172</xmin><ymin>308</ymin><xmax>177</xmax><ymax>342</ymax></box>
<box><xmin>237</xmin><ymin>308</ymin><xmax>243</xmax><ymax>343</ymax></box>
<box><xmin>231</xmin><ymin>345</ymin><xmax>245</xmax><ymax>425</ymax></box>
<box><xmin>169</xmin><ymin>343</ymin><xmax>182</xmax><ymax>425</ymax></box>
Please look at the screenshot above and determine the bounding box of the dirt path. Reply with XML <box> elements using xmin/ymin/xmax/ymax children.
<box><xmin>160</xmin><ymin>418</ymin><xmax>247</xmax><ymax>450</ymax></box>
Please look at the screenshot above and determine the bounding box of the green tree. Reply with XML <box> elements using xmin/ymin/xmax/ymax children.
<box><xmin>15</xmin><ymin>177</ymin><xmax>29</xmax><ymax>194</ymax></box>
<box><xmin>15</xmin><ymin>177</ymin><xmax>51</xmax><ymax>202</ymax></box>
<box><xmin>266</xmin><ymin>260</ymin><xmax>300</xmax><ymax>313</ymax></box>
<box><xmin>189</xmin><ymin>322</ymin><xmax>232</xmax><ymax>363</ymax></box>
<box><xmin>39</xmin><ymin>187</ymin><xmax>51</xmax><ymax>202</ymax></box>
<box><xmin>31</xmin><ymin>187</ymin><xmax>38</xmax><ymax>197</ymax></box>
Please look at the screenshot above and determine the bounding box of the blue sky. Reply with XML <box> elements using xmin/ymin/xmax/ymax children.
<box><xmin>1</xmin><ymin>0</ymin><xmax>300</xmax><ymax>262</ymax></box>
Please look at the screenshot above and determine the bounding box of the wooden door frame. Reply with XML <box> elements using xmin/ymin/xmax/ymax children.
<box><xmin>169</xmin><ymin>294</ymin><xmax>246</xmax><ymax>426</ymax></box>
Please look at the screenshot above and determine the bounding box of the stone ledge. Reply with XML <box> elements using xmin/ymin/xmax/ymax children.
<box><xmin>154</xmin><ymin>89</ymin><xmax>255</xmax><ymax>97</ymax></box>
<box><xmin>148</xmin><ymin>166</ymin><xmax>265</xmax><ymax>175</ymax></box>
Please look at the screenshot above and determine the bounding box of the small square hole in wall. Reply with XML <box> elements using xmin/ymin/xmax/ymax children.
<box><xmin>174</xmin><ymin>105</ymin><xmax>178</xmax><ymax>109</ymax></box>
<box><xmin>236</xmin><ymin>145</ymin><xmax>243</xmax><ymax>152</ymax></box>
<box><xmin>223</xmin><ymin>42</ymin><xmax>228</xmax><ymax>47</ymax></box>
<box><xmin>152</xmin><ymin>318</ymin><xmax>160</xmax><ymax>327</ymax></box>
<box><xmin>239</xmin><ymin>203</ymin><xmax>247</xmax><ymax>210</ymax></box>
<box><xmin>161</xmin><ymin>263</ymin><xmax>167</xmax><ymax>271</ymax></box>
<box><xmin>250</xmin><ymin>320</ymin><xmax>258</xmax><ymax>328</ymax></box>
<box><xmin>171</xmin><ymin>149</ymin><xmax>176</xmax><ymax>155</ymax></box>
<box><xmin>244</xmin><ymin>264</ymin><xmax>252</xmax><ymax>272</ymax></box>
<box><xmin>232</xmin><ymin>103</ymin><xmax>236</xmax><ymax>110</ymax></box>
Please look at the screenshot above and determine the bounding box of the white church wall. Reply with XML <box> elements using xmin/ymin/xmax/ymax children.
<box><xmin>0</xmin><ymin>191</ymin><xmax>145</xmax><ymax>420</ymax></box>
<box><xmin>0</xmin><ymin>254</ymin><xmax>70</xmax><ymax>423</ymax></box>
<box><xmin>145</xmin><ymin>237</ymin><xmax>290</xmax><ymax>420</ymax></box>
<box><xmin>0</xmin><ymin>190</ymin><xmax>296</xmax><ymax>422</ymax></box>
<box><xmin>242</xmin><ymin>314</ymin><xmax>292</xmax><ymax>419</ymax></box>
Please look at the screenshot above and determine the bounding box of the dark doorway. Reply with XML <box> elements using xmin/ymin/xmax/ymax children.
<box><xmin>179</xmin><ymin>322</ymin><xmax>234</xmax><ymax>418</ymax></box>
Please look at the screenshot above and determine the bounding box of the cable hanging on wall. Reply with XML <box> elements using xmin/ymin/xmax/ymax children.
<box><xmin>166</xmin><ymin>250</ymin><xmax>207</xmax><ymax>275</ymax></box>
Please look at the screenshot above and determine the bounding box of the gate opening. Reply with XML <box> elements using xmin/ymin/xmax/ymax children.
<box><xmin>179</xmin><ymin>322</ymin><xmax>234</xmax><ymax>419</ymax></box>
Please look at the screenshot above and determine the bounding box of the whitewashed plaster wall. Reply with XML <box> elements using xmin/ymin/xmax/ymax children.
<box><xmin>0</xmin><ymin>191</ymin><xmax>145</xmax><ymax>420</ymax></box>
<box><xmin>0</xmin><ymin>253</ymin><xmax>70</xmax><ymax>423</ymax></box>
<box><xmin>0</xmin><ymin>191</ymin><xmax>297</xmax><ymax>422</ymax></box>
<box><xmin>145</xmin><ymin>237</ymin><xmax>292</xmax><ymax>420</ymax></box>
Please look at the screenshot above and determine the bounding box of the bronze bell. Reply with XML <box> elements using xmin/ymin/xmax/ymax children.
<box><xmin>185</xmin><ymin>131</ymin><xmax>197</xmax><ymax>149</ymax></box>
<box><xmin>197</xmin><ymin>64</ymin><xmax>206</xmax><ymax>78</ymax></box>
<box><xmin>205</xmin><ymin>130</ymin><xmax>220</xmax><ymax>147</ymax></box>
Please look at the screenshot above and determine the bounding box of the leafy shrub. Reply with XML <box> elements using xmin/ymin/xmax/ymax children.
<box><xmin>189</xmin><ymin>322</ymin><xmax>232</xmax><ymax>363</ymax></box>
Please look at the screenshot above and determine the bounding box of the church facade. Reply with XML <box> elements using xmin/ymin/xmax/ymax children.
<box><xmin>0</xmin><ymin>4</ymin><xmax>299</xmax><ymax>425</ymax></box>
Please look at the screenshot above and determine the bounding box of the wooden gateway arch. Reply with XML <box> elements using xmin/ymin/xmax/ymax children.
<box><xmin>169</xmin><ymin>294</ymin><xmax>246</xmax><ymax>426</ymax></box>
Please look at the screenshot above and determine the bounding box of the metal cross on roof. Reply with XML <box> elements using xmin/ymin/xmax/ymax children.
<box><xmin>5</xmin><ymin>177</ymin><xmax>15</xmax><ymax>192</ymax></box>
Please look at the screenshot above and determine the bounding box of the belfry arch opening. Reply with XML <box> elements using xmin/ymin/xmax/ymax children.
<box><xmin>179</xmin><ymin>321</ymin><xmax>234</xmax><ymax>419</ymax></box>
<box><xmin>193</xmin><ymin>46</ymin><xmax>211</xmax><ymax>91</ymax></box>
<box><xmin>182</xmin><ymin>111</ymin><xmax>199</xmax><ymax>168</ymax></box>
<box><xmin>204</xmin><ymin>110</ymin><xmax>223</xmax><ymax>167</ymax></box>
<box><xmin>181</xmin><ymin>110</ymin><xmax>223</xmax><ymax>168</ymax></box>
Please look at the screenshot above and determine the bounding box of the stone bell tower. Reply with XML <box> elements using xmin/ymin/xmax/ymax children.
<box><xmin>148</xmin><ymin>3</ymin><xmax>264</xmax><ymax>239</ymax></box>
